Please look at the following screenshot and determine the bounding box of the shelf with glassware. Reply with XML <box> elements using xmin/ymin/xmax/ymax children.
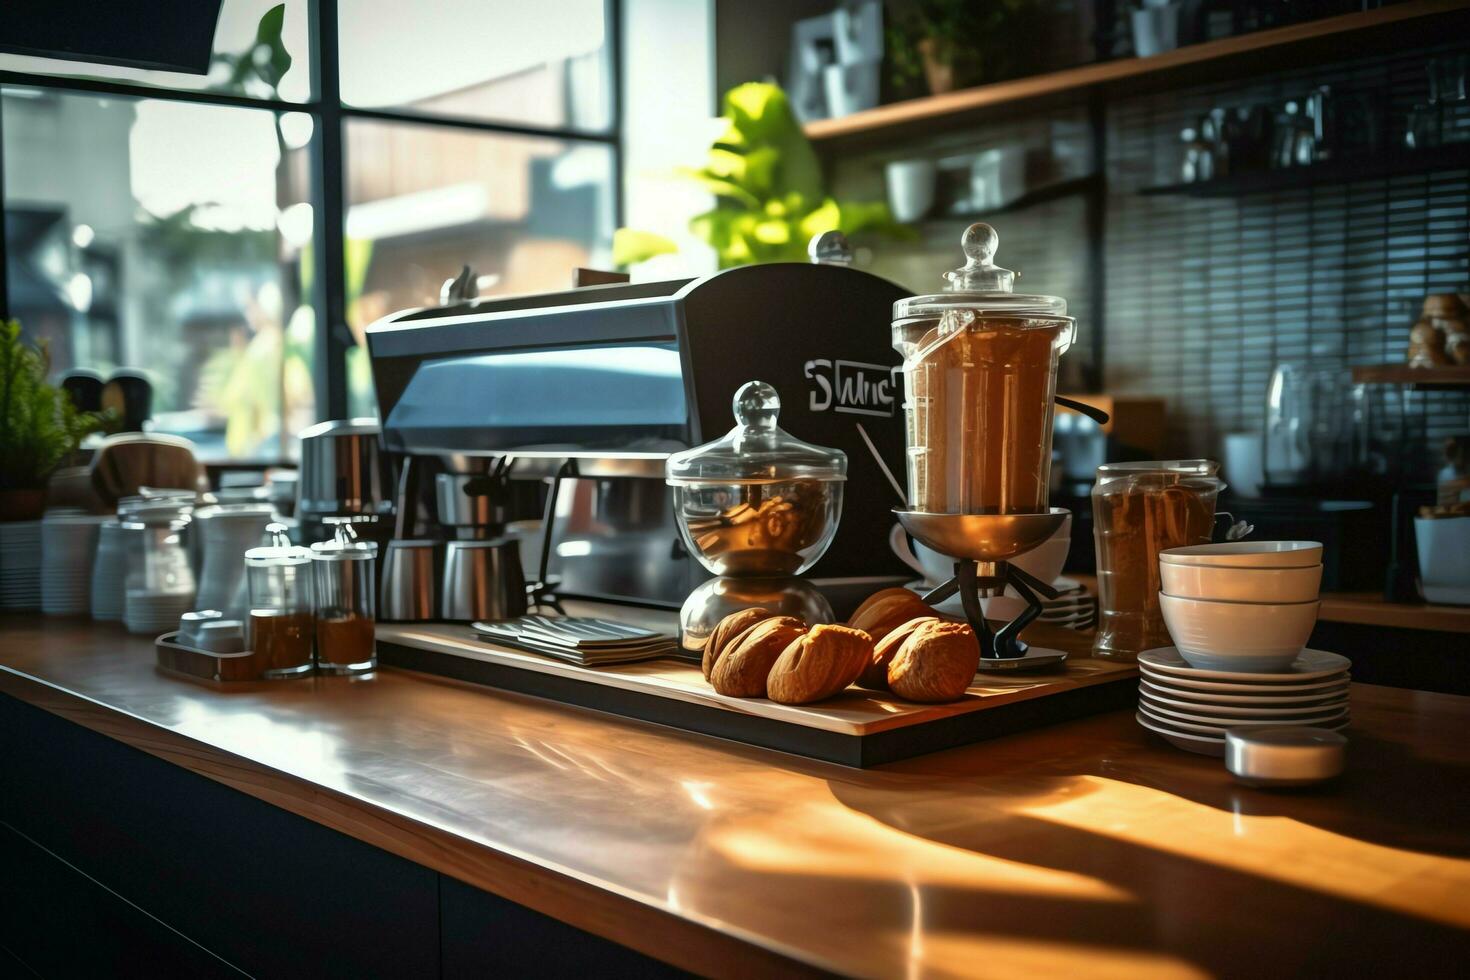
<box><xmin>804</xmin><ymin>0</ymin><xmax>1470</xmax><ymax>146</ymax></box>
<box><xmin>1140</xmin><ymin>143</ymin><xmax>1470</xmax><ymax>199</ymax></box>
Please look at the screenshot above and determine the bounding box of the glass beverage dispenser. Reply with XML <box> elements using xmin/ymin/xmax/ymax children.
<box><xmin>890</xmin><ymin>223</ymin><xmax>1087</xmax><ymax>670</ymax></box>
<box><xmin>892</xmin><ymin>223</ymin><xmax>1075</xmax><ymax>516</ymax></box>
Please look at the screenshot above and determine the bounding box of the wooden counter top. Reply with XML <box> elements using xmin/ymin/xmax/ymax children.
<box><xmin>2</xmin><ymin>614</ymin><xmax>1468</xmax><ymax>977</ymax></box>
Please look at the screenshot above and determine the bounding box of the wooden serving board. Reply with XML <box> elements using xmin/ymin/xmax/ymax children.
<box><xmin>377</xmin><ymin>606</ymin><xmax>1137</xmax><ymax>767</ymax></box>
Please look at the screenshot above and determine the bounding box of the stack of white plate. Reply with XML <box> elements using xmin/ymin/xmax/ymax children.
<box><xmin>41</xmin><ymin>512</ymin><xmax>107</xmax><ymax>615</ymax></box>
<box><xmin>124</xmin><ymin>590</ymin><xmax>195</xmax><ymax>635</ymax></box>
<box><xmin>91</xmin><ymin>520</ymin><xmax>142</xmax><ymax>621</ymax></box>
<box><xmin>0</xmin><ymin>519</ymin><xmax>43</xmax><ymax>611</ymax></box>
<box><xmin>918</xmin><ymin>576</ymin><xmax>1099</xmax><ymax>631</ymax></box>
<box><xmin>1136</xmin><ymin>647</ymin><xmax>1351</xmax><ymax>756</ymax></box>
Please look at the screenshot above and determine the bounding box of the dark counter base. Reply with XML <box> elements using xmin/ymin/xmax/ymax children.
<box><xmin>0</xmin><ymin>694</ymin><xmax>685</xmax><ymax>979</ymax></box>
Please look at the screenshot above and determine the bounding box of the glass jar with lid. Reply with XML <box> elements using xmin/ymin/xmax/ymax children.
<box><xmin>666</xmin><ymin>380</ymin><xmax>847</xmax><ymax>577</ymax></box>
<box><xmin>245</xmin><ymin>523</ymin><xmax>315</xmax><ymax>678</ymax></box>
<box><xmin>310</xmin><ymin>518</ymin><xmax>377</xmax><ymax>673</ymax></box>
<box><xmin>891</xmin><ymin>222</ymin><xmax>1075</xmax><ymax>515</ymax></box>
<box><xmin>1091</xmin><ymin>460</ymin><xmax>1224</xmax><ymax>661</ymax></box>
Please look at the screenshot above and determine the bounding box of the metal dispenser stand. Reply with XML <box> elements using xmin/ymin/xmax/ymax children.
<box><xmin>894</xmin><ymin>508</ymin><xmax>1072</xmax><ymax>671</ymax></box>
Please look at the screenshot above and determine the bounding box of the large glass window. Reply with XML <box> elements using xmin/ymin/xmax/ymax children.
<box><xmin>2</xmin><ymin>87</ymin><xmax>316</xmax><ymax>460</ymax></box>
<box><xmin>337</xmin><ymin>0</ymin><xmax>612</xmax><ymax>132</ymax></box>
<box><xmin>0</xmin><ymin>1</ymin><xmax>621</xmax><ymax>459</ymax></box>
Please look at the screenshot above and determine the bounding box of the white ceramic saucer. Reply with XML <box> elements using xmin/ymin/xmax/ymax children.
<box><xmin>1140</xmin><ymin>693</ymin><xmax>1348</xmax><ymax>724</ymax></box>
<box><xmin>1139</xmin><ymin>647</ymin><xmax>1351</xmax><ymax>682</ymax></box>
<box><xmin>1138</xmin><ymin>670</ymin><xmax>1349</xmax><ymax>695</ymax></box>
<box><xmin>1139</xmin><ymin>679</ymin><xmax>1348</xmax><ymax>708</ymax></box>
<box><xmin>1140</xmin><ymin>703</ymin><xmax>1348</xmax><ymax>735</ymax></box>
<box><xmin>1136</xmin><ymin>711</ymin><xmax>1225</xmax><ymax>757</ymax></box>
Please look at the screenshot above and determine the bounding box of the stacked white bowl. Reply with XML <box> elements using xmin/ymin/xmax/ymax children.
<box><xmin>1157</xmin><ymin>541</ymin><xmax>1324</xmax><ymax>672</ymax></box>
<box><xmin>1136</xmin><ymin>540</ymin><xmax>1350</xmax><ymax>757</ymax></box>
<box><xmin>0</xmin><ymin>519</ymin><xmax>43</xmax><ymax>611</ymax></box>
<box><xmin>41</xmin><ymin>511</ymin><xmax>107</xmax><ymax>615</ymax></box>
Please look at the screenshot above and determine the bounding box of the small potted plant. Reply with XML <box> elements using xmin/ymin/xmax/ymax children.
<box><xmin>887</xmin><ymin>0</ymin><xmax>1046</xmax><ymax>97</ymax></box>
<box><xmin>0</xmin><ymin>320</ymin><xmax>110</xmax><ymax>521</ymax></box>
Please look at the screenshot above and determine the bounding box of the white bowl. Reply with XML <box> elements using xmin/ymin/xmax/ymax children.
<box><xmin>1160</xmin><ymin>562</ymin><xmax>1322</xmax><ymax>602</ymax></box>
<box><xmin>1159</xmin><ymin>541</ymin><xmax>1322</xmax><ymax>568</ymax></box>
<box><xmin>1158</xmin><ymin>593</ymin><xmax>1320</xmax><ymax>672</ymax></box>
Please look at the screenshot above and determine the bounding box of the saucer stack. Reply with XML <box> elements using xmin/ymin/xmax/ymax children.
<box><xmin>124</xmin><ymin>590</ymin><xmax>196</xmax><ymax>635</ymax></box>
<box><xmin>91</xmin><ymin>521</ymin><xmax>141</xmax><ymax>621</ymax></box>
<box><xmin>0</xmin><ymin>519</ymin><xmax>43</xmax><ymax>611</ymax></box>
<box><xmin>41</xmin><ymin>511</ymin><xmax>106</xmax><ymax>615</ymax></box>
<box><xmin>1136</xmin><ymin>648</ymin><xmax>1351</xmax><ymax>757</ymax></box>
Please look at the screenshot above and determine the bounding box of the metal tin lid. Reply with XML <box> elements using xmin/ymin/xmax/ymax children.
<box><xmin>245</xmin><ymin>522</ymin><xmax>311</xmax><ymax>566</ymax></box>
<box><xmin>666</xmin><ymin>381</ymin><xmax>847</xmax><ymax>485</ymax></box>
<box><xmin>1225</xmin><ymin>726</ymin><xmax>1347</xmax><ymax>786</ymax></box>
<box><xmin>309</xmin><ymin>517</ymin><xmax>378</xmax><ymax>562</ymax></box>
<box><xmin>892</xmin><ymin>222</ymin><xmax>1069</xmax><ymax>320</ymax></box>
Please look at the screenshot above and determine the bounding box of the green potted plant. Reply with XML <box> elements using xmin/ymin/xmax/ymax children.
<box><xmin>886</xmin><ymin>0</ymin><xmax>1046</xmax><ymax>96</ymax></box>
<box><xmin>0</xmin><ymin>320</ymin><xmax>111</xmax><ymax>521</ymax></box>
<box><xmin>613</xmin><ymin>82</ymin><xmax>910</xmax><ymax>270</ymax></box>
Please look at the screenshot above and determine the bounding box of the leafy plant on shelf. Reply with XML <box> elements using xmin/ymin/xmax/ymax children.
<box><xmin>613</xmin><ymin>83</ymin><xmax>911</xmax><ymax>270</ymax></box>
<box><xmin>0</xmin><ymin>320</ymin><xmax>111</xmax><ymax>497</ymax></box>
<box><xmin>887</xmin><ymin>0</ymin><xmax>1046</xmax><ymax>96</ymax></box>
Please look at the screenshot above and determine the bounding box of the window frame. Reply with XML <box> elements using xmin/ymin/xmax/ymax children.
<box><xmin>0</xmin><ymin>0</ymin><xmax>623</xmax><ymax>448</ymax></box>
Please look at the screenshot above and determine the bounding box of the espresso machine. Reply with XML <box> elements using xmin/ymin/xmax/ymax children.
<box><xmin>364</xmin><ymin>240</ymin><xmax>914</xmax><ymax>628</ymax></box>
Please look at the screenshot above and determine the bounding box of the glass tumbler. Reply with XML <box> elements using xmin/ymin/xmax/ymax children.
<box><xmin>245</xmin><ymin>524</ymin><xmax>315</xmax><ymax>678</ymax></box>
<box><xmin>1091</xmin><ymin>460</ymin><xmax>1224</xmax><ymax>661</ymax></box>
<box><xmin>310</xmin><ymin>519</ymin><xmax>377</xmax><ymax>673</ymax></box>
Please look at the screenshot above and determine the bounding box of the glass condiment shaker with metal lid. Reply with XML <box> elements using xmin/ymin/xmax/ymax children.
<box><xmin>891</xmin><ymin>222</ymin><xmax>1076</xmax><ymax>516</ymax></box>
<box><xmin>666</xmin><ymin>380</ymin><xmax>847</xmax><ymax>577</ymax></box>
<box><xmin>245</xmin><ymin>523</ymin><xmax>315</xmax><ymax>678</ymax></box>
<box><xmin>310</xmin><ymin>517</ymin><xmax>378</xmax><ymax>674</ymax></box>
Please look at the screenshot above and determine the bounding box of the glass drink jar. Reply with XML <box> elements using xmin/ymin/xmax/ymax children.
<box><xmin>1091</xmin><ymin>460</ymin><xmax>1224</xmax><ymax>661</ymax></box>
<box><xmin>310</xmin><ymin>518</ymin><xmax>377</xmax><ymax>673</ymax></box>
<box><xmin>245</xmin><ymin>523</ymin><xmax>315</xmax><ymax>678</ymax></box>
<box><xmin>891</xmin><ymin>223</ymin><xmax>1075</xmax><ymax>515</ymax></box>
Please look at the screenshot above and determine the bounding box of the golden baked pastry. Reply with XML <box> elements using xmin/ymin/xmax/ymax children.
<box><xmin>857</xmin><ymin>615</ymin><xmax>934</xmax><ymax>690</ymax></box>
<box><xmin>887</xmin><ymin>620</ymin><xmax>980</xmax><ymax>703</ymax></box>
<box><xmin>766</xmin><ymin>623</ymin><xmax>872</xmax><ymax>705</ymax></box>
<box><xmin>703</xmin><ymin>606</ymin><xmax>770</xmax><ymax>680</ymax></box>
<box><xmin>848</xmin><ymin>590</ymin><xmax>935</xmax><ymax>642</ymax></box>
<box><xmin>710</xmin><ymin>616</ymin><xmax>805</xmax><ymax>698</ymax></box>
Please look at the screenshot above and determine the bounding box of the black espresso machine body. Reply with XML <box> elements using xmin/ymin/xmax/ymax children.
<box><xmin>366</xmin><ymin>263</ymin><xmax>912</xmax><ymax>607</ymax></box>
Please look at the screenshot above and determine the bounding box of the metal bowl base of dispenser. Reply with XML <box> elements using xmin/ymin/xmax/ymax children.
<box><xmin>895</xmin><ymin>508</ymin><xmax>1072</xmax><ymax>672</ymax></box>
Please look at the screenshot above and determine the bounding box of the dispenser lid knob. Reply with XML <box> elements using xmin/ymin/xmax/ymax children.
<box><xmin>808</xmin><ymin>230</ymin><xmax>853</xmax><ymax>266</ymax></box>
<box><xmin>733</xmin><ymin>380</ymin><xmax>780</xmax><ymax>431</ymax></box>
<box><xmin>944</xmin><ymin>222</ymin><xmax>1015</xmax><ymax>292</ymax></box>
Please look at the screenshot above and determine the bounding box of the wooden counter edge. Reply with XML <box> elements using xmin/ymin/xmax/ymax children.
<box><xmin>0</xmin><ymin>664</ymin><xmax>831</xmax><ymax>979</ymax></box>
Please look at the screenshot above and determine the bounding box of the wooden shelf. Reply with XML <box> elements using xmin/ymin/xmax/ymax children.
<box><xmin>916</xmin><ymin>174</ymin><xmax>1100</xmax><ymax>224</ymax></box>
<box><xmin>1140</xmin><ymin>145</ymin><xmax>1470</xmax><ymax>198</ymax></box>
<box><xmin>1352</xmin><ymin>364</ymin><xmax>1470</xmax><ymax>387</ymax></box>
<box><xmin>804</xmin><ymin>0</ymin><xmax>1470</xmax><ymax>146</ymax></box>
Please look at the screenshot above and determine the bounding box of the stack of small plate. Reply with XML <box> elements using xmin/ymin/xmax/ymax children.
<box><xmin>921</xmin><ymin>576</ymin><xmax>1099</xmax><ymax>631</ymax></box>
<box><xmin>0</xmin><ymin>519</ymin><xmax>43</xmax><ymax>611</ymax></box>
<box><xmin>41</xmin><ymin>511</ymin><xmax>107</xmax><ymax>615</ymax></box>
<box><xmin>1136</xmin><ymin>647</ymin><xmax>1351</xmax><ymax>757</ymax></box>
<box><xmin>91</xmin><ymin>520</ymin><xmax>141</xmax><ymax>621</ymax></box>
<box><xmin>124</xmin><ymin>590</ymin><xmax>196</xmax><ymax>636</ymax></box>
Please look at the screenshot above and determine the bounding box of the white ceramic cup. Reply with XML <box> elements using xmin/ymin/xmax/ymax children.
<box><xmin>885</xmin><ymin>159</ymin><xmax>937</xmax><ymax>223</ymax></box>
<box><xmin>1415</xmin><ymin>516</ymin><xmax>1470</xmax><ymax>605</ymax></box>
<box><xmin>1159</xmin><ymin>593</ymin><xmax>1320</xmax><ymax>672</ymax></box>
<box><xmin>1160</xmin><ymin>562</ymin><xmax>1323</xmax><ymax>603</ymax></box>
